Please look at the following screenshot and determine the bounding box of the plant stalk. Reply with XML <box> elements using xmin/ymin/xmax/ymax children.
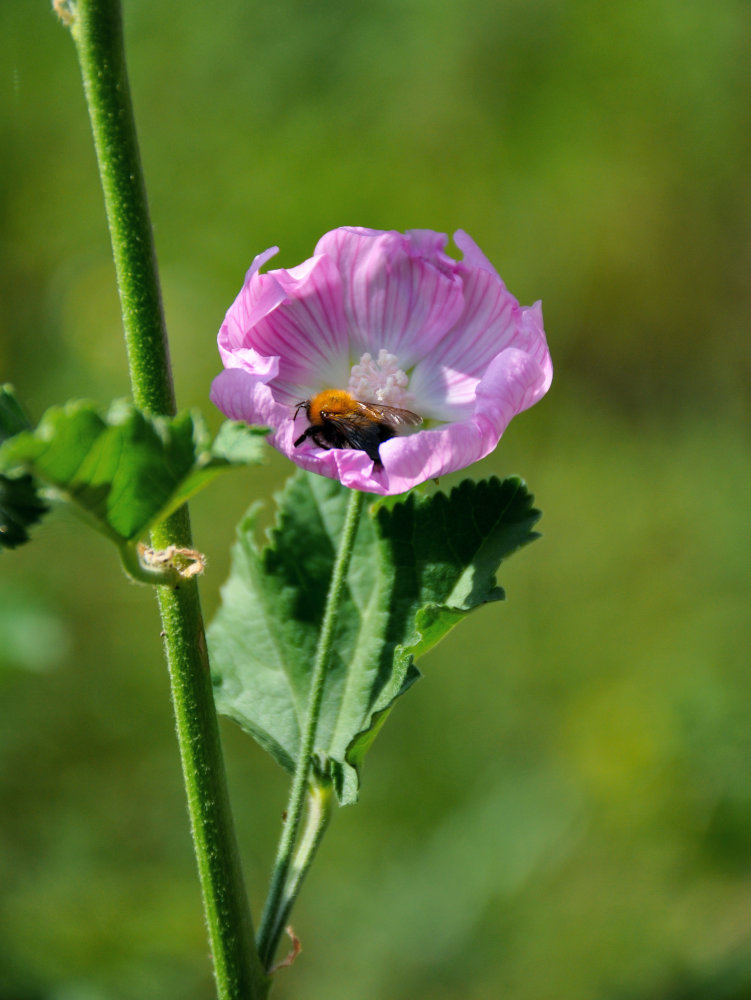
<box><xmin>62</xmin><ymin>1</ymin><xmax>267</xmax><ymax>995</ymax></box>
<box><xmin>265</xmin><ymin>780</ymin><xmax>333</xmax><ymax>964</ymax></box>
<box><xmin>257</xmin><ymin>487</ymin><xmax>366</xmax><ymax>969</ymax></box>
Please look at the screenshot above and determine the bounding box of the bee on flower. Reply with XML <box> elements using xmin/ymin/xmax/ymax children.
<box><xmin>211</xmin><ymin>227</ymin><xmax>552</xmax><ymax>495</ymax></box>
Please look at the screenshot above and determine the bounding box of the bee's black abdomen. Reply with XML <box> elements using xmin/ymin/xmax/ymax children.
<box><xmin>293</xmin><ymin>410</ymin><xmax>399</xmax><ymax>467</ymax></box>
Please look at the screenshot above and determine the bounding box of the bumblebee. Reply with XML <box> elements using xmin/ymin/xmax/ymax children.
<box><xmin>293</xmin><ymin>389</ymin><xmax>422</xmax><ymax>467</ymax></box>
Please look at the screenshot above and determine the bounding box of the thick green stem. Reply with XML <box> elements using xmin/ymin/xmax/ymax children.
<box><xmin>257</xmin><ymin>488</ymin><xmax>366</xmax><ymax>969</ymax></box>
<box><xmin>62</xmin><ymin>2</ymin><xmax>267</xmax><ymax>996</ymax></box>
<box><xmin>67</xmin><ymin>0</ymin><xmax>173</xmax><ymax>416</ymax></box>
<box><xmin>153</xmin><ymin>509</ymin><xmax>268</xmax><ymax>1000</ymax></box>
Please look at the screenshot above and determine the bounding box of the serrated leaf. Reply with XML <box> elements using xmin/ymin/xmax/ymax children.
<box><xmin>0</xmin><ymin>384</ymin><xmax>32</xmax><ymax>442</ymax></box>
<box><xmin>0</xmin><ymin>399</ymin><xmax>266</xmax><ymax>544</ymax></box>
<box><xmin>209</xmin><ymin>471</ymin><xmax>541</xmax><ymax>804</ymax></box>
<box><xmin>0</xmin><ymin>473</ymin><xmax>49</xmax><ymax>550</ymax></box>
<box><xmin>209</xmin><ymin>419</ymin><xmax>269</xmax><ymax>465</ymax></box>
<box><xmin>161</xmin><ymin>420</ymin><xmax>268</xmax><ymax>521</ymax></box>
<box><xmin>0</xmin><ymin>386</ymin><xmax>48</xmax><ymax>551</ymax></box>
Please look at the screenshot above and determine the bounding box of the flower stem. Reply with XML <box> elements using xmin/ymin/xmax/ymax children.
<box><xmin>62</xmin><ymin>2</ymin><xmax>267</xmax><ymax>996</ymax></box>
<box><xmin>257</xmin><ymin>486</ymin><xmax>366</xmax><ymax>969</ymax></box>
<box><xmin>266</xmin><ymin>780</ymin><xmax>333</xmax><ymax>965</ymax></box>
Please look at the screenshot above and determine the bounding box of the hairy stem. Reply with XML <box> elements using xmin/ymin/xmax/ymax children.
<box><xmin>67</xmin><ymin>0</ymin><xmax>173</xmax><ymax>415</ymax></box>
<box><xmin>265</xmin><ymin>780</ymin><xmax>333</xmax><ymax>964</ymax></box>
<box><xmin>62</xmin><ymin>1</ymin><xmax>267</xmax><ymax>996</ymax></box>
<box><xmin>257</xmin><ymin>487</ymin><xmax>366</xmax><ymax>969</ymax></box>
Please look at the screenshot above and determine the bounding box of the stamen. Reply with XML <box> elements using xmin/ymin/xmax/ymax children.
<box><xmin>348</xmin><ymin>349</ymin><xmax>411</xmax><ymax>407</ymax></box>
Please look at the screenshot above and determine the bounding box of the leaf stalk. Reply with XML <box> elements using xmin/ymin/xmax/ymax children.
<box><xmin>257</xmin><ymin>487</ymin><xmax>366</xmax><ymax>968</ymax></box>
<box><xmin>266</xmin><ymin>779</ymin><xmax>333</xmax><ymax>963</ymax></box>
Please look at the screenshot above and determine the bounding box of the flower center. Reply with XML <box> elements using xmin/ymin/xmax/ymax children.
<box><xmin>347</xmin><ymin>349</ymin><xmax>411</xmax><ymax>407</ymax></box>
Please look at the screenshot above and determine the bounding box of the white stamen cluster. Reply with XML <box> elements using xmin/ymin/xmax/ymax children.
<box><xmin>347</xmin><ymin>349</ymin><xmax>410</xmax><ymax>407</ymax></box>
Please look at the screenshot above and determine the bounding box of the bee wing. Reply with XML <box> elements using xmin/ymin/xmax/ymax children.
<box><xmin>356</xmin><ymin>402</ymin><xmax>423</xmax><ymax>429</ymax></box>
<box><xmin>324</xmin><ymin>411</ymin><xmax>392</xmax><ymax>463</ymax></box>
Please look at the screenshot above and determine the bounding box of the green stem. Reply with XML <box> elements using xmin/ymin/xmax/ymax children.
<box><xmin>152</xmin><ymin>512</ymin><xmax>268</xmax><ymax>999</ymax></box>
<box><xmin>257</xmin><ymin>487</ymin><xmax>366</xmax><ymax>969</ymax></box>
<box><xmin>68</xmin><ymin>0</ymin><xmax>173</xmax><ymax>416</ymax></box>
<box><xmin>265</xmin><ymin>780</ymin><xmax>333</xmax><ymax>965</ymax></box>
<box><xmin>62</xmin><ymin>2</ymin><xmax>267</xmax><ymax>996</ymax></box>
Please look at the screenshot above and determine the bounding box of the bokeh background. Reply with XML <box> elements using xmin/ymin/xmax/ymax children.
<box><xmin>2</xmin><ymin>1</ymin><xmax>751</xmax><ymax>998</ymax></box>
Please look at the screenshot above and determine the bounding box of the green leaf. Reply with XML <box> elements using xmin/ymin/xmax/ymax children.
<box><xmin>0</xmin><ymin>398</ymin><xmax>266</xmax><ymax>544</ymax></box>
<box><xmin>0</xmin><ymin>386</ymin><xmax>48</xmax><ymax>551</ymax></box>
<box><xmin>0</xmin><ymin>473</ymin><xmax>49</xmax><ymax>551</ymax></box>
<box><xmin>209</xmin><ymin>471</ymin><xmax>541</xmax><ymax>804</ymax></box>
<box><xmin>160</xmin><ymin>419</ymin><xmax>268</xmax><ymax>522</ymax></box>
<box><xmin>0</xmin><ymin>384</ymin><xmax>32</xmax><ymax>442</ymax></box>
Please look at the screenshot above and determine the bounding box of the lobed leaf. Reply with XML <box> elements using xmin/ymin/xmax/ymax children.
<box><xmin>0</xmin><ymin>384</ymin><xmax>32</xmax><ymax>442</ymax></box>
<box><xmin>0</xmin><ymin>386</ymin><xmax>48</xmax><ymax>551</ymax></box>
<box><xmin>0</xmin><ymin>398</ymin><xmax>266</xmax><ymax>544</ymax></box>
<box><xmin>209</xmin><ymin>471</ymin><xmax>541</xmax><ymax>804</ymax></box>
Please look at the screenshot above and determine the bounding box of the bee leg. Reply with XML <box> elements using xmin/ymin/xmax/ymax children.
<box><xmin>294</xmin><ymin>426</ymin><xmax>328</xmax><ymax>449</ymax></box>
<box><xmin>294</xmin><ymin>427</ymin><xmax>313</xmax><ymax>448</ymax></box>
<box><xmin>311</xmin><ymin>429</ymin><xmax>334</xmax><ymax>451</ymax></box>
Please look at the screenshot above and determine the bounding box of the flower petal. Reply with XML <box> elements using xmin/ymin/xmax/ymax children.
<box><xmin>210</xmin><ymin>368</ymin><xmax>287</xmax><ymax>427</ymax></box>
<box><xmin>474</xmin><ymin>343</ymin><xmax>552</xmax><ymax>433</ymax></box>
<box><xmin>407</xmin><ymin>265</ymin><xmax>520</xmax><ymax>419</ymax></box>
<box><xmin>453</xmin><ymin>229</ymin><xmax>504</xmax><ymax>281</ymax></box>
<box><xmin>316</xmin><ymin>228</ymin><xmax>466</xmax><ymax>367</ymax></box>
<box><xmin>219</xmin><ymin>250</ymin><xmax>352</xmax><ymax>396</ymax></box>
<box><xmin>282</xmin><ymin>439</ymin><xmax>386</xmax><ymax>493</ymax></box>
<box><xmin>516</xmin><ymin>301</ymin><xmax>554</xmax><ymax>399</ymax></box>
<box><xmin>217</xmin><ymin>247</ymin><xmax>283</xmax><ymax>367</ymax></box>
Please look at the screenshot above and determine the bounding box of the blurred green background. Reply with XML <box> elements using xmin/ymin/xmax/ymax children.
<box><xmin>2</xmin><ymin>0</ymin><xmax>751</xmax><ymax>997</ymax></box>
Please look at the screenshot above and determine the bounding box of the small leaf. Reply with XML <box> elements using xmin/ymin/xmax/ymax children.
<box><xmin>0</xmin><ymin>473</ymin><xmax>49</xmax><ymax>550</ymax></box>
<box><xmin>0</xmin><ymin>386</ymin><xmax>48</xmax><ymax>551</ymax></box>
<box><xmin>210</xmin><ymin>419</ymin><xmax>269</xmax><ymax>465</ymax></box>
<box><xmin>0</xmin><ymin>384</ymin><xmax>32</xmax><ymax>442</ymax></box>
<box><xmin>166</xmin><ymin>420</ymin><xmax>268</xmax><ymax>519</ymax></box>
<box><xmin>0</xmin><ymin>400</ymin><xmax>266</xmax><ymax>544</ymax></box>
<box><xmin>209</xmin><ymin>471</ymin><xmax>541</xmax><ymax>804</ymax></box>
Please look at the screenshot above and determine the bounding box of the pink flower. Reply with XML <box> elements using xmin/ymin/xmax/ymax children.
<box><xmin>210</xmin><ymin>227</ymin><xmax>552</xmax><ymax>495</ymax></box>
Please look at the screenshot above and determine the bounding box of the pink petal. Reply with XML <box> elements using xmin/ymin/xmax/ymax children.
<box><xmin>517</xmin><ymin>301</ymin><xmax>554</xmax><ymax>397</ymax></box>
<box><xmin>210</xmin><ymin>368</ymin><xmax>288</xmax><ymax>427</ymax></box>
<box><xmin>283</xmin><ymin>441</ymin><xmax>386</xmax><ymax>494</ymax></box>
<box><xmin>408</xmin><ymin>265</ymin><xmax>521</xmax><ymax>419</ymax></box>
<box><xmin>316</xmin><ymin>228</ymin><xmax>466</xmax><ymax>366</ymax></box>
<box><xmin>453</xmin><ymin>229</ymin><xmax>504</xmax><ymax>281</ymax></box>
<box><xmin>219</xmin><ymin>251</ymin><xmax>352</xmax><ymax>394</ymax></box>
<box><xmin>474</xmin><ymin>345</ymin><xmax>552</xmax><ymax>431</ymax></box>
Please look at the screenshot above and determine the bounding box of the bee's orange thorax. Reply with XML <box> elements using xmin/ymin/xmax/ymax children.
<box><xmin>308</xmin><ymin>389</ymin><xmax>356</xmax><ymax>423</ymax></box>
